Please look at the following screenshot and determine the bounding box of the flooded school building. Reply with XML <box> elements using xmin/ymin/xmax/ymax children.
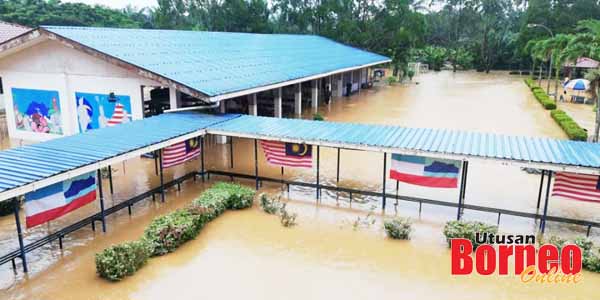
<box><xmin>0</xmin><ymin>26</ymin><xmax>600</xmax><ymax>300</ymax></box>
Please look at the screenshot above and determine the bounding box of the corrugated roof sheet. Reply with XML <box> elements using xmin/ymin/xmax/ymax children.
<box><xmin>41</xmin><ymin>26</ymin><xmax>390</xmax><ymax>97</ymax></box>
<box><xmin>0</xmin><ymin>112</ymin><xmax>238</xmax><ymax>194</ymax></box>
<box><xmin>0</xmin><ymin>21</ymin><xmax>30</xmax><ymax>43</ymax></box>
<box><xmin>208</xmin><ymin>115</ymin><xmax>600</xmax><ymax>170</ymax></box>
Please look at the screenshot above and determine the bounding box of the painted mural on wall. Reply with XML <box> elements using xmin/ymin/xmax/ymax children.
<box><xmin>75</xmin><ymin>92</ymin><xmax>132</xmax><ymax>133</ymax></box>
<box><xmin>12</xmin><ymin>88</ymin><xmax>63</xmax><ymax>134</ymax></box>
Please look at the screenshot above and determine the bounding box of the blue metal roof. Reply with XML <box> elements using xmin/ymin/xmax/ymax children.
<box><xmin>41</xmin><ymin>26</ymin><xmax>390</xmax><ymax>97</ymax></box>
<box><xmin>0</xmin><ymin>113</ymin><xmax>238</xmax><ymax>194</ymax></box>
<box><xmin>208</xmin><ymin>115</ymin><xmax>600</xmax><ymax>170</ymax></box>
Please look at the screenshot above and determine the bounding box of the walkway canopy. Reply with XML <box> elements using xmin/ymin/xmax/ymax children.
<box><xmin>0</xmin><ymin>112</ymin><xmax>599</xmax><ymax>203</ymax></box>
<box><xmin>0</xmin><ymin>112</ymin><xmax>238</xmax><ymax>202</ymax></box>
<box><xmin>207</xmin><ymin>115</ymin><xmax>600</xmax><ymax>175</ymax></box>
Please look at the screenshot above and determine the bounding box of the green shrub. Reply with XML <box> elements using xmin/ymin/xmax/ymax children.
<box><xmin>313</xmin><ymin>113</ymin><xmax>325</xmax><ymax>121</ymax></box>
<box><xmin>279</xmin><ymin>203</ymin><xmax>297</xmax><ymax>227</ymax></box>
<box><xmin>191</xmin><ymin>189</ymin><xmax>228</xmax><ymax>221</ymax></box>
<box><xmin>211</xmin><ymin>182</ymin><xmax>255</xmax><ymax>209</ymax></box>
<box><xmin>531</xmin><ymin>88</ymin><xmax>556</xmax><ymax>110</ymax></box>
<box><xmin>386</xmin><ymin>76</ymin><xmax>398</xmax><ymax>85</ymax></box>
<box><xmin>144</xmin><ymin>209</ymin><xmax>202</xmax><ymax>256</ymax></box>
<box><xmin>551</xmin><ymin>110</ymin><xmax>588</xmax><ymax>141</ymax></box>
<box><xmin>384</xmin><ymin>217</ymin><xmax>412</xmax><ymax>240</ymax></box>
<box><xmin>95</xmin><ymin>240</ymin><xmax>151</xmax><ymax>281</ymax></box>
<box><xmin>543</xmin><ymin>236</ymin><xmax>600</xmax><ymax>273</ymax></box>
<box><xmin>259</xmin><ymin>193</ymin><xmax>282</xmax><ymax>215</ymax></box>
<box><xmin>574</xmin><ymin>237</ymin><xmax>594</xmax><ymax>252</ymax></box>
<box><xmin>443</xmin><ymin>220</ymin><xmax>498</xmax><ymax>249</ymax></box>
<box><xmin>524</xmin><ymin>78</ymin><xmax>537</xmax><ymax>89</ymax></box>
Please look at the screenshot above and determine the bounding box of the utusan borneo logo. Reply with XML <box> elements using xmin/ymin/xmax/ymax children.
<box><xmin>450</xmin><ymin>233</ymin><xmax>583</xmax><ymax>284</ymax></box>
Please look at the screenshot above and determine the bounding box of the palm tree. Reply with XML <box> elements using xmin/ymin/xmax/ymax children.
<box><xmin>585</xmin><ymin>69</ymin><xmax>600</xmax><ymax>142</ymax></box>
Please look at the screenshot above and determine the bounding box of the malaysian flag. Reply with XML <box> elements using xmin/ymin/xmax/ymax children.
<box><xmin>260</xmin><ymin>140</ymin><xmax>312</xmax><ymax>168</ymax></box>
<box><xmin>552</xmin><ymin>172</ymin><xmax>600</xmax><ymax>203</ymax></box>
<box><xmin>162</xmin><ymin>138</ymin><xmax>201</xmax><ymax>168</ymax></box>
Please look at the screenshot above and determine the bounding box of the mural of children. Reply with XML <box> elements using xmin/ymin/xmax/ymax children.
<box><xmin>12</xmin><ymin>88</ymin><xmax>63</xmax><ymax>135</ymax></box>
<box><xmin>77</xmin><ymin>97</ymin><xmax>92</xmax><ymax>133</ymax></box>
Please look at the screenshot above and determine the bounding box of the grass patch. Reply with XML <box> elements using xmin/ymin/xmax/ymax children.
<box><xmin>96</xmin><ymin>182</ymin><xmax>255</xmax><ymax>281</ymax></box>
<box><xmin>551</xmin><ymin>110</ymin><xmax>588</xmax><ymax>141</ymax></box>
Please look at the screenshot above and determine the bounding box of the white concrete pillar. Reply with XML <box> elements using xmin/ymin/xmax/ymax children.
<box><xmin>311</xmin><ymin>79</ymin><xmax>319</xmax><ymax>112</ymax></box>
<box><xmin>294</xmin><ymin>83</ymin><xmax>302</xmax><ymax>116</ymax></box>
<box><xmin>248</xmin><ymin>93</ymin><xmax>257</xmax><ymax>116</ymax></box>
<box><xmin>357</xmin><ymin>69</ymin><xmax>361</xmax><ymax>93</ymax></box>
<box><xmin>349</xmin><ymin>71</ymin><xmax>354</xmax><ymax>94</ymax></box>
<box><xmin>169</xmin><ymin>87</ymin><xmax>181</xmax><ymax>110</ymax></box>
<box><xmin>274</xmin><ymin>87</ymin><xmax>282</xmax><ymax>118</ymax></box>
<box><xmin>337</xmin><ymin>74</ymin><xmax>343</xmax><ymax>97</ymax></box>
<box><xmin>219</xmin><ymin>100</ymin><xmax>226</xmax><ymax>113</ymax></box>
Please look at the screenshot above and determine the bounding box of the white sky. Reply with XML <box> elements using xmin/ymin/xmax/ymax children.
<box><xmin>61</xmin><ymin>0</ymin><xmax>157</xmax><ymax>9</ymax></box>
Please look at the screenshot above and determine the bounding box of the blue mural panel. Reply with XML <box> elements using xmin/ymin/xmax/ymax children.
<box><xmin>12</xmin><ymin>88</ymin><xmax>63</xmax><ymax>135</ymax></box>
<box><xmin>75</xmin><ymin>92</ymin><xmax>132</xmax><ymax>133</ymax></box>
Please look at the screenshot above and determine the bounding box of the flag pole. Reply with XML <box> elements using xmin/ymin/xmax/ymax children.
<box><xmin>154</xmin><ymin>152</ymin><xmax>158</xmax><ymax>176</ymax></box>
<box><xmin>200</xmin><ymin>136</ymin><xmax>205</xmax><ymax>182</ymax></box>
<box><xmin>158</xmin><ymin>150</ymin><xmax>165</xmax><ymax>202</ymax></box>
<box><xmin>316</xmin><ymin>145</ymin><xmax>320</xmax><ymax>201</ymax></box>
<box><xmin>97</xmin><ymin>169</ymin><xmax>106</xmax><ymax>233</ymax></box>
<box><xmin>254</xmin><ymin>139</ymin><xmax>259</xmax><ymax>190</ymax></box>
<box><xmin>229</xmin><ymin>137</ymin><xmax>234</xmax><ymax>181</ymax></box>
<box><xmin>536</xmin><ymin>170</ymin><xmax>545</xmax><ymax>210</ymax></box>
<box><xmin>382</xmin><ymin>152</ymin><xmax>387</xmax><ymax>210</ymax></box>
<box><xmin>395</xmin><ymin>180</ymin><xmax>399</xmax><ymax>207</ymax></box>
<box><xmin>540</xmin><ymin>170</ymin><xmax>553</xmax><ymax>233</ymax></box>
<box><xmin>13</xmin><ymin>198</ymin><xmax>27</xmax><ymax>273</ymax></box>
<box><xmin>456</xmin><ymin>161</ymin><xmax>467</xmax><ymax>220</ymax></box>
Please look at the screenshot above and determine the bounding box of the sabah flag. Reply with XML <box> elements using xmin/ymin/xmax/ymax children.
<box><xmin>260</xmin><ymin>140</ymin><xmax>312</xmax><ymax>168</ymax></box>
<box><xmin>24</xmin><ymin>172</ymin><xmax>97</xmax><ymax>228</ymax></box>
<box><xmin>389</xmin><ymin>154</ymin><xmax>461</xmax><ymax>188</ymax></box>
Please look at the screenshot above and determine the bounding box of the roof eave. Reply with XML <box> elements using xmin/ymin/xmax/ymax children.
<box><xmin>207</xmin><ymin>59</ymin><xmax>391</xmax><ymax>102</ymax></box>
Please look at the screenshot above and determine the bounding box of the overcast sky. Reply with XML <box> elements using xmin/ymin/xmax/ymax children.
<box><xmin>61</xmin><ymin>0</ymin><xmax>157</xmax><ymax>9</ymax></box>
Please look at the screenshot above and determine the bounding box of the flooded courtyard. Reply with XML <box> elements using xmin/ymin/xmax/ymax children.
<box><xmin>1</xmin><ymin>70</ymin><xmax>599</xmax><ymax>299</ymax></box>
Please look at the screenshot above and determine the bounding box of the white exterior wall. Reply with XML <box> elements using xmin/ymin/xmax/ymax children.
<box><xmin>0</xmin><ymin>39</ymin><xmax>161</xmax><ymax>142</ymax></box>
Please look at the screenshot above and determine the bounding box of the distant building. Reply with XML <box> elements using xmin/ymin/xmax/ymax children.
<box><xmin>0</xmin><ymin>21</ymin><xmax>30</xmax><ymax>112</ymax></box>
<box><xmin>0</xmin><ymin>26</ymin><xmax>389</xmax><ymax>141</ymax></box>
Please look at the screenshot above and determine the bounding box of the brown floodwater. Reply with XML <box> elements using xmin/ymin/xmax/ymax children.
<box><xmin>0</xmin><ymin>70</ymin><xmax>598</xmax><ymax>299</ymax></box>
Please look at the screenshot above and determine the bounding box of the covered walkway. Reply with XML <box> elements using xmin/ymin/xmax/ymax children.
<box><xmin>1</xmin><ymin>112</ymin><xmax>600</xmax><ymax>273</ymax></box>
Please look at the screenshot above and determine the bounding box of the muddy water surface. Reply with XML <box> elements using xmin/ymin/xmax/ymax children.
<box><xmin>1</xmin><ymin>71</ymin><xmax>598</xmax><ymax>299</ymax></box>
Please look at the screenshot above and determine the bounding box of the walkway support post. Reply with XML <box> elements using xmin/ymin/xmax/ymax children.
<box><xmin>456</xmin><ymin>161</ymin><xmax>469</xmax><ymax>220</ymax></box>
<box><xmin>248</xmin><ymin>94</ymin><xmax>257</xmax><ymax>116</ymax></box>
<box><xmin>154</xmin><ymin>152</ymin><xmax>158</xmax><ymax>176</ymax></box>
<box><xmin>337</xmin><ymin>74</ymin><xmax>343</xmax><ymax>97</ymax></box>
<box><xmin>158</xmin><ymin>150</ymin><xmax>165</xmax><ymax>202</ymax></box>
<box><xmin>336</xmin><ymin>148</ymin><xmax>340</xmax><ymax>184</ymax></box>
<box><xmin>13</xmin><ymin>198</ymin><xmax>27</xmax><ymax>273</ymax></box>
<box><xmin>536</xmin><ymin>170</ymin><xmax>545</xmax><ymax>210</ymax></box>
<box><xmin>316</xmin><ymin>145</ymin><xmax>320</xmax><ymax>200</ymax></box>
<box><xmin>540</xmin><ymin>171</ymin><xmax>553</xmax><ymax>233</ymax></box>
<box><xmin>382</xmin><ymin>153</ymin><xmax>387</xmax><ymax>210</ymax></box>
<box><xmin>200</xmin><ymin>136</ymin><xmax>205</xmax><ymax>182</ymax></box>
<box><xmin>97</xmin><ymin>169</ymin><xmax>106</xmax><ymax>233</ymax></box>
<box><xmin>229</xmin><ymin>137</ymin><xmax>234</xmax><ymax>181</ymax></box>
<box><xmin>108</xmin><ymin>165</ymin><xmax>114</xmax><ymax>194</ymax></box>
<box><xmin>254</xmin><ymin>139</ymin><xmax>259</xmax><ymax>190</ymax></box>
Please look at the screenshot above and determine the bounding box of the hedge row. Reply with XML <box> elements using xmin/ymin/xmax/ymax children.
<box><xmin>544</xmin><ymin>236</ymin><xmax>600</xmax><ymax>273</ymax></box>
<box><xmin>95</xmin><ymin>182</ymin><xmax>255</xmax><ymax>281</ymax></box>
<box><xmin>524</xmin><ymin>79</ymin><xmax>589</xmax><ymax>141</ymax></box>
<box><xmin>443</xmin><ymin>220</ymin><xmax>498</xmax><ymax>249</ymax></box>
<box><xmin>551</xmin><ymin>110</ymin><xmax>588</xmax><ymax>141</ymax></box>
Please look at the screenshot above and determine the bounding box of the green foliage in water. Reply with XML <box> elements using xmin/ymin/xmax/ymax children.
<box><xmin>384</xmin><ymin>217</ymin><xmax>413</xmax><ymax>240</ymax></box>
<box><xmin>259</xmin><ymin>193</ymin><xmax>282</xmax><ymax>215</ymax></box>
<box><xmin>386</xmin><ymin>76</ymin><xmax>398</xmax><ymax>85</ymax></box>
<box><xmin>95</xmin><ymin>240</ymin><xmax>152</xmax><ymax>281</ymax></box>
<box><xmin>551</xmin><ymin>110</ymin><xmax>588</xmax><ymax>141</ymax></box>
<box><xmin>279</xmin><ymin>203</ymin><xmax>297</xmax><ymax>227</ymax></box>
<box><xmin>313</xmin><ymin>113</ymin><xmax>325</xmax><ymax>121</ymax></box>
<box><xmin>144</xmin><ymin>209</ymin><xmax>203</xmax><ymax>256</ymax></box>
<box><xmin>96</xmin><ymin>182</ymin><xmax>255</xmax><ymax>280</ymax></box>
<box><xmin>443</xmin><ymin>220</ymin><xmax>497</xmax><ymax>249</ymax></box>
<box><xmin>531</xmin><ymin>87</ymin><xmax>557</xmax><ymax>110</ymax></box>
<box><xmin>543</xmin><ymin>236</ymin><xmax>600</xmax><ymax>273</ymax></box>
